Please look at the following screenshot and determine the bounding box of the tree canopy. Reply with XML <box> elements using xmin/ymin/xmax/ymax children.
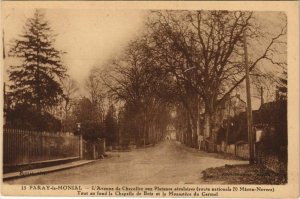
<box><xmin>8</xmin><ymin>9</ymin><xmax>67</xmax><ymax>113</ymax></box>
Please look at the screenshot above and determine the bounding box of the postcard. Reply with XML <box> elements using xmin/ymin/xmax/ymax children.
<box><xmin>1</xmin><ymin>1</ymin><xmax>299</xmax><ymax>198</ymax></box>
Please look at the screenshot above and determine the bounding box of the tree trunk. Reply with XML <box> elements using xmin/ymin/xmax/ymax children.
<box><xmin>203</xmin><ymin>112</ymin><xmax>211</xmax><ymax>138</ymax></box>
<box><xmin>188</xmin><ymin>116</ymin><xmax>197</xmax><ymax>148</ymax></box>
<box><xmin>203</xmin><ymin>99</ymin><xmax>217</xmax><ymax>152</ymax></box>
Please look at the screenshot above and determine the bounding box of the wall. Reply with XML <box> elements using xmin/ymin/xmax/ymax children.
<box><xmin>3</xmin><ymin>128</ymin><xmax>80</xmax><ymax>166</ymax></box>
<box><xmin>219</xmin><ymin>142</ymin><xmax>249</xmax><ymax>160</ymax></box>
<box><xmin>236</xmin><ymin>142</ymin><xmax>249</xmax><ymax>159</ymax></box>
<box><xmin>83</xmin><ymin>139</ymin><xmax>106</xmax><ymax>160</ymax></box>
<box><xmin>216</xmin><ymin>141</ymin><xmax>226</xmax><ymax>153</ymax></box>
<box><xmin>226</xmin><ymin>144</ymin><xmax>235</xmax><ymax>155</ymax></box>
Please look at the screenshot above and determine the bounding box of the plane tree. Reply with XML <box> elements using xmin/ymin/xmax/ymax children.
<box><xmin>101</xmin><ymin>39</ymin><xmax>171</xmax><ymax>146</ymax></box>
<box><xmin>144</xmin><ymin>10</ymin><xmax>286</xmax><ymax>150</ymax></box>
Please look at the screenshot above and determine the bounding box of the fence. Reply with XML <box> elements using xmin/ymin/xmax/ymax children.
<box><xmin>226</xmin><ymin>144</ymin><xmax>235</xmax><ymax>155</ymax></box>
<box><xmin>80</xmin><ymin>138</ymin><xmax>106</xmax><ymax>160</ymax></box>
<box><xmin>218</xmin><ymin>140</ymin><xmax>287</xmax><ymax>173</ymax></box>
<box><xmin>95</xmin><ymin>139</ymin><xmax>106</xmax><ymax>158</ymax></box>
<box><xmin>3</xmin><ymin>128</ymin><xmax>80</xmax><ymax>166</ymax></box>
<box><xmin>216</xmin><ymin>141</ymin><xmax>249</xmax><ymax>159</ymax></box>
<box><xmin>236</xmin><ymin>141</ymin><xmax>249</xmax><ymax>159</ymax></box>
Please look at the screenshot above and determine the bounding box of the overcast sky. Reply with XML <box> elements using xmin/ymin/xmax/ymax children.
<box><xmin>3</xmin><ymin>8</ymin><xmax>147</xmax><ymax>93</ymax></box>
<box><xmin>2</xmin><ymin>9</ymin><xmax>286</xmax><ymax>109</ymax></box>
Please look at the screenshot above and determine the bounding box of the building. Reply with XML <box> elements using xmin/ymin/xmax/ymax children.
<box><xmin>212</xmin><ymin>94</ymin><xmax>247</xmax><ymax>152</ymax></box>
<box><xmin>215</xmin><ymin>94</ymin><xmax>247</xmax><ymax>129</ymax></box>
<box><xmin>166</xmin><ymin>124</ymin><xmax>177</xmax><ymax>140</ymax></box>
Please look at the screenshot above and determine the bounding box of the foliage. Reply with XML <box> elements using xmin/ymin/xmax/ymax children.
<box><xmin>118</xmin><ymin>107</ymin><xmax>136</xmax><ymax>147</ymax></box>
<box><xmin>226</xmin><ymin>113</ymin><xmax>248</xmax><ymax>144</ymax></box>
<box><xmin>74</xmin><ymin>11</ymin><xmax>287</xmax><ymax>149</ymax></box>
<box><xmin>73</xmin><ymin>97</ymin><xmax>94</xmax><ymax>123</ymax></box>
<box><xmin>146</xmin><ymin>10</ymin><xmax>286</xmax><ymax>146</ymax></box>
<box><xmin>5</xmin><ymin>104</ymin><xmax>61</xmax><ymax>132</ymax></box>
<box><xmin>61</xmin><ymin>77</ymin><xmax>79</xmax><ymax>119</ymax></box>
<box><xmin>258</xmin><ymin>100</ymin><xmax>287</xmax><ymax>156</ymax></box>
<box><xmin>203</xmin><ymin>164</ymin><xmax>286</xmax><ymax>184</ymax></box>
<box><xmin>276</xmin><ymin>69</ymin><xmax>287</xmax><ymax>101</ymax></box>
<box><xmin>71</xmin><ymin>98</ymin><xmax>119</xmax><ymax>143</ymax></box>
<box><xmin>104</xmin><ymin>105</ymin><xmax>118</xmax><ymax>146</ymax></box>
<box><xmin>85</xmin><ymin>70</ymin><xmax>106</xmax><ymax>123</ymax></box>
<box><xmin>101</xmin><ymin>39</ymin><xmax>172</xmax><ymax>146</ymax></box>
<box><xmin>78</xmin><ymin>121</ymin><xmax>105</xmax><ymax>141</ymax></box>
<box><xmin>72</xmin><ymin>97</ymin><xmax>103</xmax><ymax>140</ymax></box>
<box><xmin>219</xmin><ymin>99</ymin><xmax>287</xmax><ymax>152</ymax></box>
<box><xmin>8</xmin><ymin>9</ymin><xmax>67</xmax><ymax>113</ymax></box>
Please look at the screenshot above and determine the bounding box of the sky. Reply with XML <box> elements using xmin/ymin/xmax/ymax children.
<box><xmin>2</xmin><ymin>9</ymin><xmax>286</xmax><ymax>110</ymax></box>
<box><xmin>3</xmin><ymin>8</ymin><xmax>147</xmax><ymax>94</ymax></box>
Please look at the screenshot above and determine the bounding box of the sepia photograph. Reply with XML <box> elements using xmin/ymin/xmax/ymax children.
<box><xmin>1</xmin><ymin>1</ymin><xmax>299</xmax><ymax>197</ymax></box>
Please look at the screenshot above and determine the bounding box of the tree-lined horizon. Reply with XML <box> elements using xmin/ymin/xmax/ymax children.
<box><xmin>94</xmin><ymin>10</ymin><xmax>287</xmax><ymax>149</ymax></box>
<box><xmin>4</xmin><ymin>9</ymin><xmax>287</xmax><ymax>150</ymax></box>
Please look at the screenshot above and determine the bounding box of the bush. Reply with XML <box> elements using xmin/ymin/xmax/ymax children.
<box><xmin>78</xmin><ymin>121</ymin><xmax>105</xmax><ymax>141</ymax></box>
<box><xmin>258</xmin><ymin>100</ymin><xmax>287</xmax><ymax>152</ymax></box>
<box><xmin>5</xmin><ymin>104</ymin><xmax>61</xmax><ymax>132</ymax></box>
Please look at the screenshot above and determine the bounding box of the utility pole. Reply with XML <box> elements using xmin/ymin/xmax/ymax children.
<box><xmin>225</xmin><ymin>98</ymin><xmax>231</xmax><ymax>150</ymax></box>
<box><xmin>3</xmin><ymin>82</ymin><xmax>6</xmax><ymax>126</ymax></box>
<box><xmin>3</xmin><ymin>30</ymin><xmax>5</xmax><ymax>59</ymax></box>
<box><xmin>3</xmin><ymin>30</ymin><xmax>6</xmax><ymax>126</ymax></box>
<box><xmin>243</xmin><ymin>29</ymin><xmax>255</xmax><ymax>164</ymax></box>
<box><xmin>196</xmin><ymin>94</ymin><xmax>200</xmax><ymax>150</ymax></box>
<box><xmin>261</xmin><ymin>87</ymin><xmax>264</xmax><ymax>106</ymax></box>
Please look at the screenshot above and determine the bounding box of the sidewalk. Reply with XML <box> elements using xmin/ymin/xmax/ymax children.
<box><xmin>3</xmin><ymin>160</ymin><xmax>95</xmax><ymax>181</ymax></box>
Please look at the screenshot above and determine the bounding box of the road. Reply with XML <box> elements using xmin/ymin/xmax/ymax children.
<box><xmin>5</xmin><ymin>141</ymin><xmax>246</xmax><ymax>184</ymax></box>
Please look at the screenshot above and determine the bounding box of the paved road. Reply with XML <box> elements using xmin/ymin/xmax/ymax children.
<box><xmin>5</xmin><ymin>141</ymin><xmax>246</xmax><ymax>184</ymax></box>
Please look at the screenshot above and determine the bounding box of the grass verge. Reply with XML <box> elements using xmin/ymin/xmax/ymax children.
<box><xmin>202</xmin><ymin>164</ymin><xmax>287</xmax><ymax>184</ymax></box>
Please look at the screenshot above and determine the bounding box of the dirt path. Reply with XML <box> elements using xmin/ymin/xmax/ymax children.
<box><xmin>5</xmin><ymin>140</ymin><xmax>247</xmax><ymax>184</ymax></box>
